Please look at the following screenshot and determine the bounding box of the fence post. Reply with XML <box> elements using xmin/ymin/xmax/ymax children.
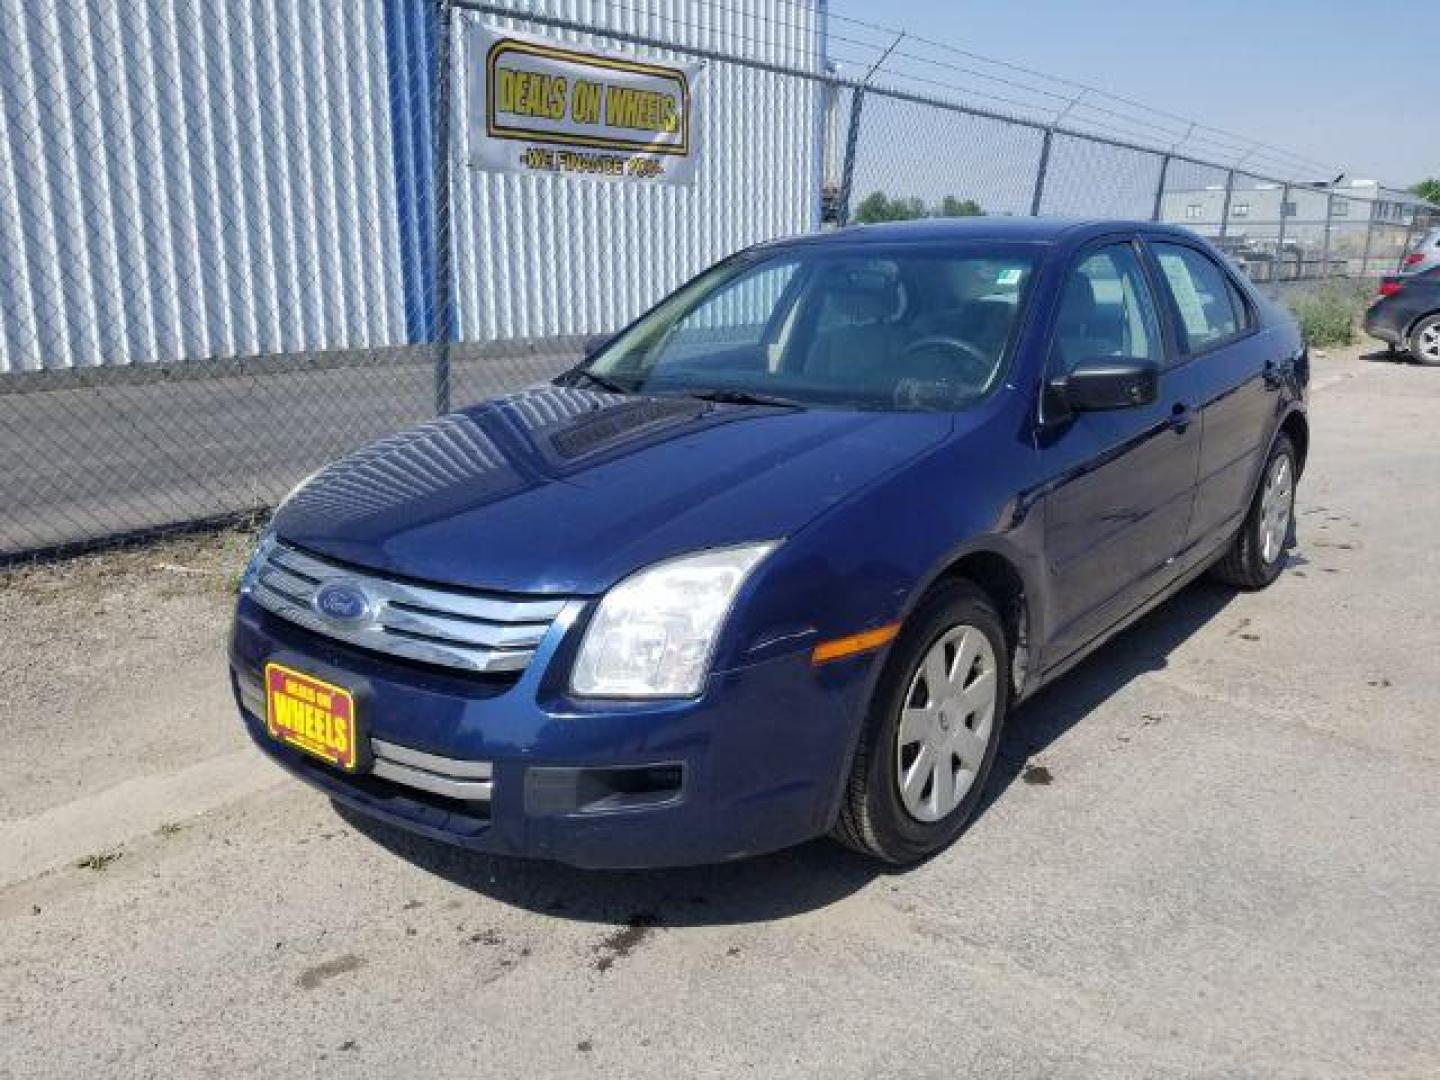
<box><xmin>1319</xmin><ymin>192</ymin><xmax>1335</xmax><ymax>280</ymax></box>
<box><xmin>432</xmin><ymin>0</ymin><xmax>455</xmax><ymax>416</ymax></box>
<box><xmin>1151</xmin><ymin>153</ymin><xmax>1171</xmax><ymax>223</ymax></box>
<box><xmin>1030</xmin><ymin>129</ymin><xmax>1053</xmax><ymax>217</ymax></box>
<box><xmin>1218</xmin><ymin>169</ymin><xmax>1235</xmax><ymax>240</ymax></box>
<box><xmin>1360</xmin><ymin>204</ymin><xmax>1376</xmax><ymax>278</ymax></box>
<box><xmin>835</xmin><ymin>86</ymin><xmax>865</xmax><ymax>227</ymax></box>
<box><xmin>1274</xmin><ymin>183</ymin><xmax>1291</xmax><ymax>282</ymax></box>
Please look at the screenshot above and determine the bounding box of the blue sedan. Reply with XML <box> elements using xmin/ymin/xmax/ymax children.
<box><xmin>229</xmin><ymin>217</ymin><xmax>1309</xmax><ymax>868</ymax></box>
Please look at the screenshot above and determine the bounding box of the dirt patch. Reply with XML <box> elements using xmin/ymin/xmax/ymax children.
<box><xmin>1021</xmin><ymin>763</ymin><xmax>1053</xmax><ymax>786</ymax></box>
<box><xmin>297</xmin><ymin>953</ymin><xmax>366</xmax><ymax>991</ymax></box>
<box><xmin>593</xmin><ymin>913</ymin><xmax>660</xmax><ymax>973</ymax></box>
<box><xmin>0</xmin><ymin>526</ymin><xmax>260</xmax><ymax>820</ymax></box>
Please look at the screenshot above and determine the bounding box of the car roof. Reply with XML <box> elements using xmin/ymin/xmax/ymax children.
<box><xmin>766</xmin><ymin>216</ymin><xmax>1206</xmax><ymax>250</ymax></box>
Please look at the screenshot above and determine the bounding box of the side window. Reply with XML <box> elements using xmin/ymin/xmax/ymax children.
<box><xmin>1052</xmin><ymin>243</ymin><xmax>1162</xmax><ymax>375</ymax></box>
<box><xmin>1151</xmin><ymin>243</ymin><xmax>1243</xmax><ymax>351</ymax></box>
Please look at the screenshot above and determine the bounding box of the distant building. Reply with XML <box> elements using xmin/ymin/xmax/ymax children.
<box><xmin>1160</xmin><ymin>178</ymin><xmax>1436</xmax><ymax>278</ymax></box>
<box><xmin>1161</xmin><ymin>178</ymin><xmax>1429</xmax><ymax>230</ymax></box>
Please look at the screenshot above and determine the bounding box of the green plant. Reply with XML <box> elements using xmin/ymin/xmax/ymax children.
<box><xmin>852</xmin><ymin>191</ymin><xmax>984</xmax><ymax>224</ymax></box>
<box><xmin>1283</xmin><ymin>280</ymin><xmax>1372</xmax><ymax>348</ymax></box>
<box><xmin>1409</xmin><ymin>178</ymin><xmax>1440</xmax><ymax>206</ymax></box>
<box><xmin>937</xmin><ymin>196</ymin><xmax>983</xmax><ymax>218</ymax></box>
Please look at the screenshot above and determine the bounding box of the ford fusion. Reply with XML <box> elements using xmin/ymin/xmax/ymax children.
<box><xmin>230</xmin><ymin>218</ymin><xmax>1309</xmax><ymax>868</ymax></box>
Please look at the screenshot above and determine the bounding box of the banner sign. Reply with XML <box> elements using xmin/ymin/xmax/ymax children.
<box><xmin>465</xmin><ymin>23</ymin><xmax>703</xmax><ymax>185</ymax></box>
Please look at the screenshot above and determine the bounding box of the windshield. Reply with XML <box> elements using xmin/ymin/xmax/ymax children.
<box><xmin>573</xmin><ymin>243</ymin><xmax>1040</xmax><ymax>411</ymax></box>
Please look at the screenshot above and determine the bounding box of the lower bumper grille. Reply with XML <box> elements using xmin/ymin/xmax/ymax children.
<box><xmin>371</xmin><ymin>739</ymin><xmax>492</xmax><ymax>802</ymax></box>
<box><xmin>235</xmin><ymin>673</ymin><xmax>492</xmax><ymax>804</ymax></box>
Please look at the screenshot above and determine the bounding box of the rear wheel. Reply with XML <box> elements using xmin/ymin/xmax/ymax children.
<box><xmin>1409</xmin><ymin>314</ymin><xmax>1440</xmax><ymax>366</ymax></box>
<box><xmin>833</xmin><ymin>580</ymin><xmax>1009</xmax><ymax>864</ymax></box>
<box><xmin>1210</xmin><ymin>433</ymin><xmax>1296</xmax><ymax>591</ymax></box>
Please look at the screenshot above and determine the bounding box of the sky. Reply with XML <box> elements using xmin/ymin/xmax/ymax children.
<box><xmin>828</xmin><ymin>0</ymin><xmax>1436</xmax><ymax>189</ymax></box>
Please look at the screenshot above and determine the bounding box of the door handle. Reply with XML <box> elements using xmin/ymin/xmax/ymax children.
<box><xmin>1169</xmin><ymin>403</ymin><xmax>1194</xmax><ymax>433</ymax></box>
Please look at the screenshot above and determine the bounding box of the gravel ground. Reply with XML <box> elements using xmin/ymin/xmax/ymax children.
<box><xmin>2</xmin><ymin>343</ymin><xmax>1438</xmax><ymax>1079</ymax></box>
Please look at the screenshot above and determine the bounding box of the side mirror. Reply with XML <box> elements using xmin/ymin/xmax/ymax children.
<box><xmin>582</xmin><ymin>333</ymin><xmax>613</xmax><ymax>359</ymax></box>
<box><xmin>1048</xmin><ymin>357</ymin><xmax>1158</xmax><ymax>416</ymax></box>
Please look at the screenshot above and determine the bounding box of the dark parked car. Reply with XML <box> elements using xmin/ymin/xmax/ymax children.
<box><xmin>1398</xmin><ymin>225</ymin><xmax>1440</xmax><ymax>277</ymax></box>
<box><xmin>1364</xmin><ymin>266</ymin><xmax>1440</xmax><ymax>365</ymax></box>
<box><xmin>230</xmin><ymin>218</ymin><xmax>1309</xmax><ymax>868</ymax></box>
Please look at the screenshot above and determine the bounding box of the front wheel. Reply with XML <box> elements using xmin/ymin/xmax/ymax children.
<box><xmin>833</xmin><ymin>580</ymin><xmax>1010</xmax><ymax>864</ymax></box>
<box><xmin>1210</xmin><ymin>433</ymin><xmax>1297</xmax><ymax>591</ymax></box>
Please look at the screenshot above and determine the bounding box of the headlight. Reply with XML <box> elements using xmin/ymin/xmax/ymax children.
<box><xmin>570</xmin><ymin>542</ymin><xmax>779</xmax><ymax>699</ymax></box>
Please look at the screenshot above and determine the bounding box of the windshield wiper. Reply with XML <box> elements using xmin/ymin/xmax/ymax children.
<box><xmin>681</xmin><ymin>387</ymin><xmax>805</xmax><ymax>409</ymax></box>
<box><xmin>564</xmin><ymin>368</ymin><xmax>630</xmax><ymax>395</ymax></box>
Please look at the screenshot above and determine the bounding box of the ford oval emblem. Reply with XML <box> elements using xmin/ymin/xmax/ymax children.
<box><xmin>313</xmin><ymin>580</ymin><xmax>372</xmax><ymax>624</ymax></box>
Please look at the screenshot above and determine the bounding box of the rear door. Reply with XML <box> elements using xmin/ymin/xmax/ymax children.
<box><xmin>1144</xmin><ymin>240</ymin><xmax>1275</xmax><ymax>560</ymax></box>
<box><xmin>1039</xmin><ymin>238</ymin><xmax>1201</xmax><ymax>666</ymax></box>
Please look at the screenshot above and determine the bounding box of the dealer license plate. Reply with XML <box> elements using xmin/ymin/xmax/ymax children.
<box><xmin>264</xmin><ymin>662</ymin><xmax>359</xmax><ymax>771</ymax></box>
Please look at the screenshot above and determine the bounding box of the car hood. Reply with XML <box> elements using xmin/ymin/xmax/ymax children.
<box><xmin>272</xmin><ymin>386</ymin><xmax>952</xmax><ymax>595</ymax></box>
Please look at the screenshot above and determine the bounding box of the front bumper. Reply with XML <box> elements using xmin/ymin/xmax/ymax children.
<box><xmin>229</xmin><ymin>594</ymin><xmax>874</xmax><ymax>868</ymax></box>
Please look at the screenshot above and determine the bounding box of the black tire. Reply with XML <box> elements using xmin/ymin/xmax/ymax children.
<box><xmin>1408</xmin><ymin>313</ymin><xmax>1440</xmax><ymax>367</ymax></box>
<box><xmin>1210</xmin><ymin>433</ymin><xmax>1297</xmax><ymax>591</ymax></box>
<box><xmin>833</xmin><ymin>579</ymin><xmax>1010</xmax><ymax>864</ymax></box>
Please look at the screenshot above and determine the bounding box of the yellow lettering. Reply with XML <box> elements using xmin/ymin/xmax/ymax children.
<box><xmin>548</xmin><ymin>75</ymin><xmax>567</xmax><ymax>120</ymax></box>
<box><xmin>572</xmin><ymin>80</ymin><xmax>603</xmax><ymax>125</ymax></box>
<box><xmin>498</xmin><ymin>68</ymin><xmax>517</xmax><ymax>113</ymax></box>
<box><xmin>497</xmin><ymin>68</ymin><xmax>569</xmax><ymax>121</ymax></box>
<box><xmin>604</xmin><ymin>86</ymin><xmax>679</xmax><ymax>134</ymax></box>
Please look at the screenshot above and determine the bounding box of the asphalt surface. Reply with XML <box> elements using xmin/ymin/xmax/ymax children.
<box><xmin>2</xmin><ymin>344</ymin><xmax>1438</xmax><ymax>1078</ymax></box>
<box><xmin>0</xmin><ymin>348</ymin><xmax>571</xmax><ymax>557</ymax></box>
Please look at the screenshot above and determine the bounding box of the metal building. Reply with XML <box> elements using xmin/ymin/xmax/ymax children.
<box><xmin>0</xmin><ymin>0</ymin><xmax>825</xmax><ymax>373</ymax></box>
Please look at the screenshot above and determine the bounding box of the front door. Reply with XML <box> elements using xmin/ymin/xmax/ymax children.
<box><xmin>1038</xmin><ymin>239</ymin><xmax>1201</xmax><ymax>668</ymax></box>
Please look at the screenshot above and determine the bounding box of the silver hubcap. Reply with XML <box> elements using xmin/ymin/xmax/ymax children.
<box><xmin>896</xmin><ymin>625</ymin><xmax>998</xmax><ymax>823</ymax></box>
<box><xmin>1259</xmin><ymin>453</ymin><xmax>1294</xmax><ymax>564</ymax></box>
<box><xmin>1419</xmin><ymin>324</ymin><xmax>1440</xmax><ymax>362</ymax></box>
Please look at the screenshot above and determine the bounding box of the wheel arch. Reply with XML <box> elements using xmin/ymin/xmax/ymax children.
<box><xmin>1404</xmin><ymin>308</ymin><xmax>1440</xmax><ymax>347</ymax></box>
<box><xmin>1279</xmin><ymin>408</ymin><xmax>1309</xmax><ymax>477</ymax></box>
<box><xmin>929</xmin><ymin>546</ymin><xmax>1035</xmax><ymax>697</ymax></box>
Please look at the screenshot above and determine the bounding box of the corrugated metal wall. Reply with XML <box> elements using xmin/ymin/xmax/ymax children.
<box><xmin>0</xmin><ymin>0</ymin><xmax>824</xmax><ymax>374</ymax></box>
<box><xmin>450</xmin><ymin>0</ymin><xmax>823</xmax><ymax>342</ymax></box>
<box><xmin>0</xmin><ymin>0</ymin><xmax>409</xmax><ymax>372</ymax></box>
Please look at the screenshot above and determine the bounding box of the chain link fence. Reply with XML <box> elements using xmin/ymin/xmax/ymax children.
<box><xmin>2</xmin><ymin>0</ymin><xmax>1436</xmax><ymax>560</ymax></box>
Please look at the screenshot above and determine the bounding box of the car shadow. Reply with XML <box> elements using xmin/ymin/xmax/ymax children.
<box><xmin>338</xmin><ymin>579</ymin><xmax>1239</xmax><ymax>927</ymax></box>
<box><xmin>1361</xmin><ymin>346</ymin><xmax>1403</xmax><ymax>364</ymax></box>
<box><xmin>983</xmin><ymin>578</ymin><xmax>1237</xmax><ymax>814</ymax></box>
<box><xmin>336</xmin><ymin>800</ymin><xmax>883</xmax><ymax>927</ymax></box>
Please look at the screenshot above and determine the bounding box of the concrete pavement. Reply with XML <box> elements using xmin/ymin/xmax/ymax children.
<box><xmin>2</xmin><ymin>343</ymin><xmax>1437</xmax><ymax>1078</ymax></box>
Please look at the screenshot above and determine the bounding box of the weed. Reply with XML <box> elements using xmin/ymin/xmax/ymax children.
<box><xmin>75</xmin><ymin>848</ymin><xmax>123</xmax><ymax>871</ymax></box>
<box><xmin>1282</xmin><ymin>279</ymin><xmax>1373</xmax><ymax>348</ymax></box>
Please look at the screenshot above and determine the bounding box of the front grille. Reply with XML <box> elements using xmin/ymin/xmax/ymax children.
<box><xmin>243</xmin><ymin>534</ymin><xmax>570</xmax><ymax>675</ymax></box>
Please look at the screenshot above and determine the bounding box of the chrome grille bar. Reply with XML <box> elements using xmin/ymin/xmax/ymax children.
<box><xmin>243</xmin><ymin>534</ymin><xmax>569</xmax><ymax>674</ymax></box>
<box><xmin>371</xmin><ymin>739</ymin><xmax>493</xmax><ymax>802</ymax></box>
